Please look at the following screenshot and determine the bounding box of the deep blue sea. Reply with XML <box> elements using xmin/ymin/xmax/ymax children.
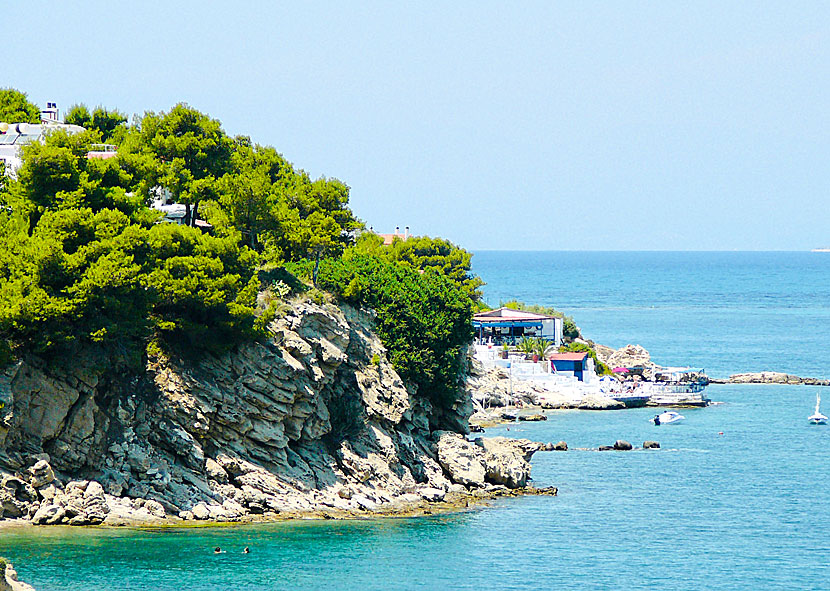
<box><xmin>2</xmin><ymin>252</ymin><xmax>829</xmax><ymax>590</ymax></box>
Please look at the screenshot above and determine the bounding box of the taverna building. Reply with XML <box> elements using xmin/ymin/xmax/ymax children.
<box><xmin>472</xmin><ymin>308</ymin><xmax>563</xmax><ymax>348</ymax></box>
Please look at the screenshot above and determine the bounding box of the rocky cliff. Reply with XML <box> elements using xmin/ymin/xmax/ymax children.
<box><xmin>0</xmin><ymin>301</ymin><xmax>548</xmax><ymax>526</ymax></box>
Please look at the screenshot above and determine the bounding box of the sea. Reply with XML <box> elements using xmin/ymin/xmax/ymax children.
<box><xmin>2</xmin><ymin>251</ymin><xmax>829</xmax><ymax>590</ymax></box>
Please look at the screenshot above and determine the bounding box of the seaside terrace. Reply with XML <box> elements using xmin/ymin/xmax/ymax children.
<box><xmin>472</xmin><ymin>308</ymin><xmax>563</xmax><ymax>347</ymax></box>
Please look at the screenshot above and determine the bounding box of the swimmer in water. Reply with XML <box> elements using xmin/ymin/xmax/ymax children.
<box><xmin>243</xmin><ymin>547</ymin><xmax>250</xmax><ymax>554</ymax></box>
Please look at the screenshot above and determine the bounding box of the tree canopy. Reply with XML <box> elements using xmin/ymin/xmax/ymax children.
<box><xmin>0</xmin><ymin>88</ymin><xmax>40</xmax><ymax>123</ymax></box>
<box><xmin>65</xmin><ymin>104</ymin><xmax>128</xmax><ymax>142</ymax></box>
<box><xmin>0</xmin><ymin>90</ymin><xmax>485</xmax><ymax>412</ymax></box>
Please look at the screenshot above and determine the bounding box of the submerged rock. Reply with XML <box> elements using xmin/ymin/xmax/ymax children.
<box><xmin>643</xmin><ymin>441</ymin><xmax>660</xmax><ymax>449</ymax></box>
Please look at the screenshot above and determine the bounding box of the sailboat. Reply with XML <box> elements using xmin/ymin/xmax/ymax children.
<box><xmin>808</xmin><ymin>393</ymin><xmax>828</xmax><ymax>425</ymax></box>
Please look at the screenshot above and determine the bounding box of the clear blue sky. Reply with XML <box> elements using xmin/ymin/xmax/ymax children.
<box><xmin>5</xmin><ymin>1</ymin><xmax>829</xmax><ymax>250</ymax></box>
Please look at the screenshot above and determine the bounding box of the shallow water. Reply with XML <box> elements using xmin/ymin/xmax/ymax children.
<box><xmin>3</xmin><ymin>251</ymin><xmax>830</xmax><ymax>589</ymax></box>
<box><xmin>2</xmin><ymin>385</ymin><xmax>828</xmax><ymax>590</ymax></box>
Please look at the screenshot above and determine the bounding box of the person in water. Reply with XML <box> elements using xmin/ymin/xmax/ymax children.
<box><xmin>214</xmin><ymin>547</ymin><xmax>226</xmax><ymax>554</ymax></box>
<box><xmin>653</xmin><ymin>414</ymin><xmax>661</xmax><ymax>425</ymax></box>
<box><xmin>243</xmin><ymin>547</ymin><xmax>250</xmax><ymax>554</ymax></box>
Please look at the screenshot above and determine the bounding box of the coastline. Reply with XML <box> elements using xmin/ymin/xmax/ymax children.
<box><xmin>0</xmin><ymin>484</ymin><xmax>558</xmax><ymax>531</ymax></box>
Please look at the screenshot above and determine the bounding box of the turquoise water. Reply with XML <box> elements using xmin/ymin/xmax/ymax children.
<box><xmin>472</xmin><ymin>251</ymin><xmax>830</xmax><ymax>377</ymax></box>
<box><xmin>3</xmin><ymin>252</ymin><xmax>830</xmax><ymax>590</ymax></box>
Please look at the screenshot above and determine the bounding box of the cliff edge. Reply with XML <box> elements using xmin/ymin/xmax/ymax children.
<box><xmin>0</xmin><ymin>301</ymin><xmax>548</xmax><ymax>525</ymax></box>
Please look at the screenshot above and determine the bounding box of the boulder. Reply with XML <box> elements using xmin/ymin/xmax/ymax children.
<box><xmin>1</xmin><ymin>560</ymin><xmax>37</xmax><ymax>591</ymax></box>
<box><xmin>518</xmin><ymin>414</ymin><xmax>546</xmax><ymax>422</ymax></box>
<box><xmin>418</xmin><ymin>487</ymin><xmax>445</xmax><ymax>502</ymax></box>
<box><xmin>28</xmin><ymin>460</ymin><xmax>55</xmax><ymax>488</ymax></box>
<box><xmin>474</xmin><ymin>437</ymin><xmax>542</xmax><ymax>489</ymax></box>
<box><xmin>578</xmin><ymin>395</ymin><xmax>624</xmax><ymax>410</ymax></box>
<box><xmin>612</xmin><ymin>440</ymin><xmax>633</xmax><ymax>451</ymax></box>
<box><xmin>643</xmin><ymin>441</ymin><xmax>660</xmax><ymax>449</ymax></box>
<box><xmin>435</xmin><ymin>432</ymin><xmax>486</xmax><ymax>487</ymax></box>
<box><xmin>598</xmin><ymin>446</ymin><xmax>614</xmax><ymax>451</ymax></box>
<box><xmin>191</xmin><ymin>503</ymin><xmax>211</xmax><ymax>520</ymax></box>
<box><xmin>552</xmin><ymin>441</ymin><xmax>568</xmax><ymax>451</ymax></box>
<box><xmin>31</xmin><ymin>504</ymin><xmax>65</xmax><ymax>525</ymax></box>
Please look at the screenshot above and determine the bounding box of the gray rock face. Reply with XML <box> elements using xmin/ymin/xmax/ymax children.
<box><xmin>643</xmin><ymin>441</ymin><xmax>660</xmax><ymax>449</ymax></box>
<box><xmin>1</xmin><ymin>561</ymin><xmax>37</xmax><ymax>591</ymax></box>
<box><xmin>578</xmin><ymin>395</ymin><xmax>625</xmax><ymax>410</ymax></box>
<box><xmin>0</xmin><ymin>300</ymin><xmax>540</xmax><ymax>525</ymax></box>
<box><xmin>474</xmin><ymin>437</ymin><xmax>543</xmax><ymax>489</ymax></box>
<box><xmin>436</xmin><ymin>432</ymin><xmax>487</xmax><ymax>487</ymax></box>
<box><xmin>612</xmin><ymin>440</ymin><xmax>633</xmax><ymax>451</ymax></box>
<box><xmin>720</xmin><ymin>372</ymin><xmax>830</xmax><ymax>386</ymax></box>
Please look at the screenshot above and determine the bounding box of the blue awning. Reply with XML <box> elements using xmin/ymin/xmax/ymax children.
<box><xmin>473</xmin><ymin>321</ymin><xmax>543</xmax><ymax>328</ymax></box>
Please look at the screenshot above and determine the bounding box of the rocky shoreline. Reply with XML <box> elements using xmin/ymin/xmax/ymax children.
<box><xmin>0</xmin><ymin>301</ymin><xmax>558</xmax><ymax>528</ymax></box>
<box><xmin>710</xmin><ymin>372</ymin><xmax>830</xmax><ymax>386</ymax></box>
<box><xmin>0</xmin><ymin>560</ymin><xmax>35</xmax><ymax>591</ymax></box>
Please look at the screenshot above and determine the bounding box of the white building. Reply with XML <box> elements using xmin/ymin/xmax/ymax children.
<box><xmin>0</xmin><ymin>103</ymin><xmax>85</xmax><ymax>179</ymax></box>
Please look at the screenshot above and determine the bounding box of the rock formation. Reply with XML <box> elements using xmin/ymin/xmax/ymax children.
<box><xmin>595</xmin><ymin>344</ymin><xmax>654</xmax><ymax>373</ymax></box>
<box><xmin>0</xmin><ymin>301</ymin><xmax>549</xmax><ymax>525</ymax></box>
<box><xmin>712</xmin><ymin>372</ymin><xmax>830</xmax><ymax>386</ymax></box>
<box><xmin>0</xmin><ymin>560</ymin><xmax>36</xmax><ymax>591</ymax></box>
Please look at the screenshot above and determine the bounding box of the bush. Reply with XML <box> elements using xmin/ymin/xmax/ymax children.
<box><xmin>288</xmin><ymin>254</ymin><xmax>473</xmax><ymax>411</ymax></box>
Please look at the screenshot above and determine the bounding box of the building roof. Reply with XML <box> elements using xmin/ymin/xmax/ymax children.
<box><xmin>473</xmin><ymin>307</ymin><xmax>555</xmax><ymax>323</ymax></box>
<box><xmin>548</xmin><ymin>352</ymin><xmax>589</xmax><ymax>361</ymax></box>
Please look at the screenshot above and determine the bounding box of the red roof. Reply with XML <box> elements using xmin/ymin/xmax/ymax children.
<box><xmin>548</xmin><ymin>352</ymin><xmax>588</xmax><ymax>361</ymax></box>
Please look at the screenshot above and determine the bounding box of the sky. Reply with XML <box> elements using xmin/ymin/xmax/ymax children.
<box><xmin>4</xmin><ymin>1</ymin><xmax>829</xmax><ymax>250</ymax></box>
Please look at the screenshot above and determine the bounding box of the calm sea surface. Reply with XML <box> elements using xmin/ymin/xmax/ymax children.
<box><xmin>2</xmin><ymin>252</ymin><xmax>829</xmax><ymax>590</ymax></box>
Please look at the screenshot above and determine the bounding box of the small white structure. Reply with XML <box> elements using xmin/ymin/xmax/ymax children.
<box><xmin>0</xmin><ymin>103</ymin><xmax>85</xmax><ymax>179</ymax></box>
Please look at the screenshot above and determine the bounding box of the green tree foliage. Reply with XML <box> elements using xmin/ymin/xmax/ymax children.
<box><xmin>145</xmin><ymin>223</ymin><xmax>259</xmax><ymax>351</ymax></box>
<box><xmin>205</xmin><ymin>141</ymin><xmax>360</xmax><ymax>262</ymax></box>
<box><xmin>502</xmin><ymin>300</ymin><xmax>581</xmax><ymax>341</ymax></box>
<box><xmin>0</xmin><ymin>88</ymin><xmax>40</xmax><ymax>123</ymax></box>
<box><xmin>289</xmin><ymin>253</ymin><xmax>474</xmax><ymax>411</ymax></box>
<box><xmin>8</xmin><ymin>129</ymin><xmax>142</xmax><ymax>226</ymax></box>
<box><xmin>119</xmin><ymin>104</ymin><xmax>233</xmax><ymax>226</ymax></box>
<box><xmin>0</xmin><ymin>208</ymin><xmax>257</xmax><ymax>358</ymax></box>
<box><xmin>65</xmin><ymin>104</ymin><xmax>127</xmax><ymax>142</ymax></box>
<box><xmin>354</xmin><ymin>233</ymin><xmax>483</xmax><ymax>303</ymax></box>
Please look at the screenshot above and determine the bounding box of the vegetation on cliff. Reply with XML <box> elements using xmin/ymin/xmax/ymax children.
<box><xmin>288</xmin><ymin>248</ymin><xmax>474</xmax><ymax>409</ymax></box>
<box><xmin>0</xmin><ymin>90</ymin><xmax>481</xmax><ymax>409</ymax></box>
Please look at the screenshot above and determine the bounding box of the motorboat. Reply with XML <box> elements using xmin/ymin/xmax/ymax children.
<box><xmin>808</xmin><ymin>393</ymin><xmax>828</xmax><ymax>425</ymax></box>
<box><xmin>651</xmin><ymin>411</ymin><xmax>685</xmax><ymax>425</ymax></box>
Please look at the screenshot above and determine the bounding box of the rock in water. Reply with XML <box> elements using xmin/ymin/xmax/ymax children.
<box><xmin>578</xmin><ymin>395</ymin><xmax>625</xmax><ymax>410</ymax></box>
<box><xmin>552</xmin><ymin>441</ymin><xmax>568</xmax><ymax>451</ymax></box>
<box><xmin>643</xmin><ymin>441</ymin><xmax>660</xmax><ymax>449</ymax></box>
<box><xmin>518</xmin><ymin>414</ymin><xmax>546</xmax><ymax>422</ymax></box>
<box><xmin>474</xmin><ymin>437</ymin><xmax>544</xmax><ymax>489</ymax></box>
<box><xmin>435</xmin><ymin>432</ymin><xmax>486</xmax><ymax>487</ymax></box>
<box><xmin>1</xmin><ymin>560</ymin><xmax>37</xmax><ymax>591</ymax></box>
<box><xmin>613</xmin><ymin>440</ymin><xmax>633</xmax><ymax>451</ymax></box>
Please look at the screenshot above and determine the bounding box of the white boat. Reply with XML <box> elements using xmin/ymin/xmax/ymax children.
<box><xmin>651</xmin><ymin>411</ymin><xmax>685</xmax><ymax>425</ymax></box>
<box><xmin>808</xmin><ymin>393</ymin><xmax>828</xmax><ymax>425</ymax></box>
